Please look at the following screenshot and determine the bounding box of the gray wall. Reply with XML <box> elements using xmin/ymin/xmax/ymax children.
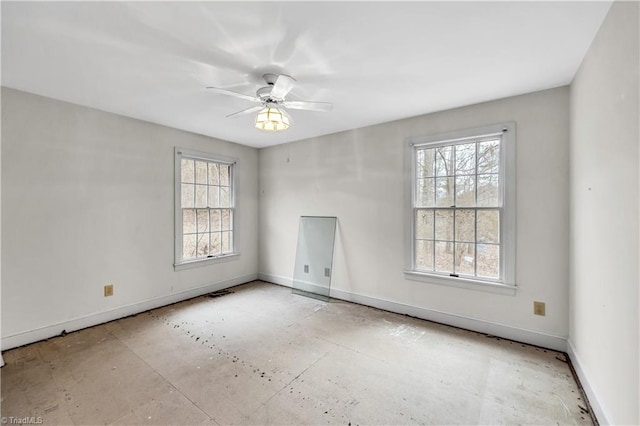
<box><xmin>1</xmin><ymin>88</ymin><xmax>259</xmax><ymax>347</ymax></box>
<box><xmin>569</xmin><ymin>1</ymin><xmax>640</xmax><ymax>424</ymax></box>
<box><xmin>259</xmin><ymin>87</ymin><xmax>570</xmax><ymax>345</ymax></box>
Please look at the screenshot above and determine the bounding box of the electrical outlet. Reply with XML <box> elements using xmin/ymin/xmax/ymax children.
<box><xmin>104</xmin><ymin>284</ymin><xmax>114</xmax><ymax>297</ymax></box>
<box><xmin>304</xmin><ymin>265</ymin><xmax>309</xmax><ymax>273</ymax></box>
<box><xmin>533</xmin><ymin>301</ymin><xmax>545</xmax><ymax>316</ymax></box>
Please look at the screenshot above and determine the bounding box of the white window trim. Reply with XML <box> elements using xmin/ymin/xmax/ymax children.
<box><xmin>174</xmin><ymin>147</ymin><xmax>240</xmax><ymax>270</ymax></box>
<box><xmin>403</xmin><ymin>122</ymin><xmax>517</xmax><ymax>295</ymax></box>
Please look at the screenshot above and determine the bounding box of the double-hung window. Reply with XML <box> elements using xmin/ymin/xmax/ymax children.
<box><xmin>405</xmin><ymin>123</ymin><xmax>516</xmax><ymax>293</ymax></box>
<box><xmin>174</xmin><ymin>148</ymin><xmax>238</xmax><ymax>269</ymax></box>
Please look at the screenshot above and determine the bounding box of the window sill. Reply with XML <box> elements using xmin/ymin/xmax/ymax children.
<box><xmin>404</xmin><ymin>270</ymin><xmax>517</xmax><ymax>296</ymax></box>
<box><xmin>174</xmin><ymin>252</ymin><xmax>240</xmax><ymax>271</ymax></box>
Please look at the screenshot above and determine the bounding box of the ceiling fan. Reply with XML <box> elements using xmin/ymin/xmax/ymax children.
<box><xmin>206</xmin><ymin>73</ymin><xmax>332</xmax><ymax>132</ymax></box>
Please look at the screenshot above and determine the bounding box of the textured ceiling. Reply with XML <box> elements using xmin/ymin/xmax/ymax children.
<box><xmin>2</xmin><ymin>1</ymin><xmax>611</xmax><ymax>148</ymax></box>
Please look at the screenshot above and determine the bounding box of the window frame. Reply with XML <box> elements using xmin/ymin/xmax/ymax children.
<box><xmin>174</xmin><ymin>147</ymin><xmax>240</xmax><ymax>270</ymax></box>
<box><xmin>404</xmin><ymin>123</ymin><xmax>516</xmax><ymax>295</ymax></box>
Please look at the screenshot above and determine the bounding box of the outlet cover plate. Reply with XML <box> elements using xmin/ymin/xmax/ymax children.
<box><xmin>104</xmin><ymin>284</ymin><xmax>114</xmax><ymax>297</ymax></box>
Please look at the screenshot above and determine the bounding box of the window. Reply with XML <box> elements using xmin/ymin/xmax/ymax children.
<box><xmin>174</xmin><ymin>148</ymin><xmax>238</xmax><ymax>268</ymax></box>
<box><xmin>405</xmin><ymin>123</ymin><xmax>515</xmax><ymax>293</ymax></box>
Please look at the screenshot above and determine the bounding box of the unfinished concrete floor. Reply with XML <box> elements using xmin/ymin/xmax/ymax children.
<box><xmin>2</xmin><ymin>281</ymin><xmax>592</xmax><ymax>425</ymax></box>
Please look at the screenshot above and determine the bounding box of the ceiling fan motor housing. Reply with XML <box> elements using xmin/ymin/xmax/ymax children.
<box><xmin>257</xmin><ymin>86</ymin><xmax>276</xmax><ymax>102</ymax></box>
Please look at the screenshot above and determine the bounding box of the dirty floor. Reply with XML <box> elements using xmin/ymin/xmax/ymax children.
<box><xmin>1</xmin><ymin>280</ymin><xmax>592</xmax><ymax>425</ymax></box>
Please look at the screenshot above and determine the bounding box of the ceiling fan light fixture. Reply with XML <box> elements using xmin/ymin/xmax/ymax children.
<box><xmin>254</xmin><ymin>106</ymin><xmax>290</xmax><ymax>132</ymax></box>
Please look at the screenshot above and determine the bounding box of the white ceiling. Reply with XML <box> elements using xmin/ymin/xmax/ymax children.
<box><xmin>2</xmin><ymin>1</ymin><xmax>611</xmax><ymax>148</ymax></box>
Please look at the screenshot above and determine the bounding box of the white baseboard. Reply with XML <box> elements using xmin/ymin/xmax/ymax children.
<box><xmin>258</xmin><ymin>272</ymin><xmax>292</xmax><ymax>287</ymax></box>
<box><xmin>567</xmin><ymin>339</ymin><xmax>610</xmax><ymax>425</ymax></box>
<box><xmin>1</xmin><ymin>273</ymin><xmax>258</xmax><ymax>351</ymax></box>
<box><xmin>258</xmin><ymin>272</ymin><xmax>567</xmax><ymax>352</ymax></box>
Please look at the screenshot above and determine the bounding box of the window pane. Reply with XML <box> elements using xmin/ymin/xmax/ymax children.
<box><xmin>220</xmin><ymin>187</ymin><xmax>230</xmax><ymax>207</ymax></box>
<box><xmin>183</xmin><ymin>209</ymin><xmax>196</xmax><ymax>234</ymax></box>
<box><xmin>178</xmin><ymin>156</ymin><xmax>235</xmax><ymax>264</ymax></box>
<box><xmin>455</xmin><ymin>143</ymin><xmax>476</xmax><ymax>175</ymax></box>
<box><xmin>435</xmin><ymin>210</ymin><xmax>453</xmax><ymax>241</ymax></box>
<box><xmin>196</xmin><ymin>209</ymin><xmax>209</xmax><ymax>233</ymax></box>
<box><xmin>208</xmin><ymin>163</ymin><xmax>219</xmax><ymax>185</ymax></box>
<box><xmin>409</xmin><ymin>130</ymin><xmax>506</xmax><ymax>283</ymax></box>
<box><xmin>455</xmin><ymin>175</ymin><xmax>475</xmax><ymax>207</ymax></box>
<box><xmin>435</xmin><ymin>177</ymin><xmax>454</xmax><ymax>207</ymax></box>
<box><xmin>478</xmin><ymin>140</ymin><xmax>500</xmax><ymax>174</ymax></box>
<box><xmin>415</xmin><ymin>239</ymin><xmax>434</xmax><ymax>270</ymax></box>
<box><xmin>477</xmin><ymin>244</ymin><xmax>500</xmax><ymax>278</ymax></box>
<box><xmin>415</xmin><ymin>209</ymin><xmax>434</xmax><ymax>239</ymax></box>
<box><xmin>416</xmin><ymin>149</ymin><xmax>435</xmax><ymax>178</ymax></box>
<box><xmin>416</xmin><ymin>178</ymin><xmax>435</xmax><ymax>207</ymax></box>
<box><xmin>195</xmin><ymin>161</ymin><xmax>207</xmax><ymax>184</ymax></box>
<box><xmin>435</xmin><ymin>146</ymin><xmax>453</xmax><ymax>177</ymax></box>
<box><xmin>182</xmin><ymin>234</ymin><xmax>197</xmax><ymax>259</ymax></box>
<box><xmin>181</xmin><ymin>159</ymin><xmax>195</xmax><ymax>183</ymax></box>
<box><xmin>477</xmin><ymin>210</ymin><xmax>500</xmax><ymax>244</ymax></box>
<box><xmin>222</xmin><ymin>209</ymin><xmax>232</xmax><ymax>231</ymax></box>
<box><xmin>210</xmin><ymin>232</ymin><xmax>221</xmax><ymax>255</ymax></box>
<box><xmin>455</xmin><ymin>243</ymin><xmax>475</xmax><ymax>276</ymax></box>
<box><xmin>455</xmin><ymin>210</ymin><xmax>475</xmax><ymax>243</ymax></box>
<box><xmin>195</xmin><ymin>185</ymin><xmax>207</xmax><ymax>208</ymax></box>
<box><xmin>221</xmin><ymin>231</ymin><xmax>232</xmax><ymax>253</ymax></box>
<box><xmin>435</xmin><ymin>241</ymin><xmax>453</xmax><ymax>273</ymax></box>
<box><xmin>181</xmin><ymin>184</ymin><xmax>194</xmax><ymax>208</ymax></box>
<box><xmin>210</xmin><ymin>210</ymin><xmax>221</xmax><ymax>232</ymax></box>
<box><xmin>197</xmin><ymin>233</ymin><xmax>209</xmax><ymax>257</ymax></box>
<box><xmin>220</xmin><ymin>165</ymin><xmax>230</xmax><ymax>186</ymax></box>
<box><xmin>477</xmin><ymin>174</ymin><xmax>499</xmax><ymax>207</ymax></box>
<box><xmin>208</xmin><ymin>186</ymin><xmax>219</xmax><ymax>208</ymax></box>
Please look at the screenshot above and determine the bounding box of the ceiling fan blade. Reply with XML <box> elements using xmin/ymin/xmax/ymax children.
<box><xmin>206</xmin><ymin>86</ymin><xmax>261</xmax><ymax>103</ymax></box>
<box><xmin>226</xmin><ymin>105</ymin><xmax>264</xmax><ymax>118</ymax></box>
<box><xmin>282</xmin><ymin>100</ymin><xmax>333</xmax><ymax>112</ymax></box>
<box><xmin>270</xmin><ymin>75</ymin><xmax>296</xmax><ymax>99</ymax></box>
<box><xmin>279</xmin><ymin>107</ymin><xmax>294</xmax><ymax>124</ymax></box>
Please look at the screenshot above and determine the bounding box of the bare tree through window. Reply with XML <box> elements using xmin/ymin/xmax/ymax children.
<box><xmin>180</xmin><ymin>157</ymin><xmax>234</xmax><ymax>261</ymax></box>
<box><xmin>414</xmin><ymin>138</ymin><xmax>501</xmax><ymax>279</ymax></box>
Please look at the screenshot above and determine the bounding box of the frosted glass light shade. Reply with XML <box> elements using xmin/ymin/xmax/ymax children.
<box><xmin>255</xmin><ymin>107</ymin><xmax>290</xmax><ymax>132</ymax></box>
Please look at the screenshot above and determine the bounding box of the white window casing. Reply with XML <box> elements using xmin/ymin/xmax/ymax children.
<box><xmin>404</xmin><ymin>122</ymin><xmax>516</xmax><ymax>295</ymax></box>
<box><xmin>174</xmin><ymin>147</ymin><xmax>240</xmax><ymax>270</ymax></box>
